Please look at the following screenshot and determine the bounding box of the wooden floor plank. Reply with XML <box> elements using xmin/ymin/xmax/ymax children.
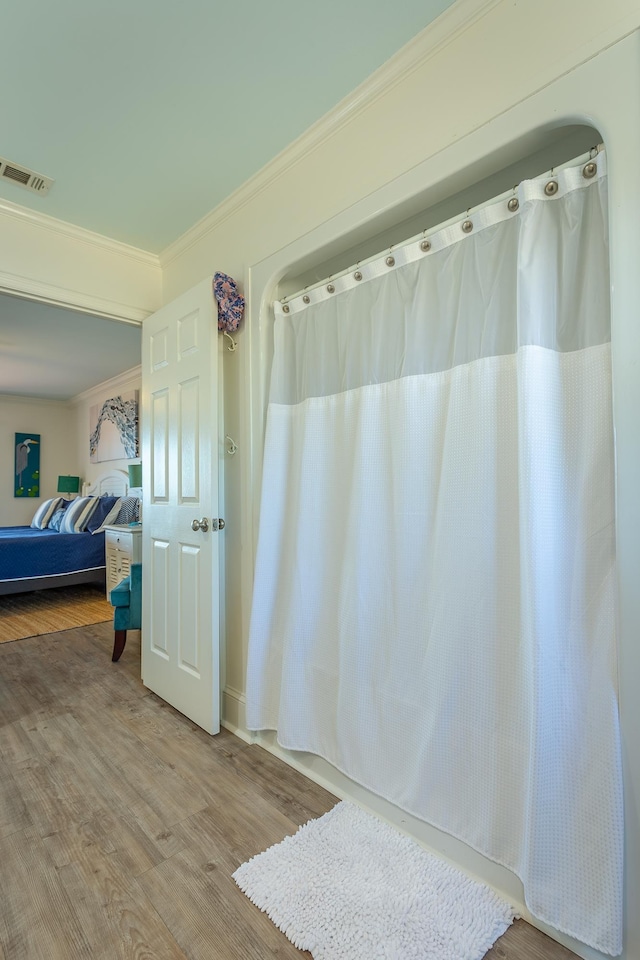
<box><xmin>0</xmin><ymin>757</ymin><xmax>32</xmax><ymax>839</ymax></box>
<box><xmin>0</xmin><ymin>719</ymin><xmax>38</xmax><ymax>765</ymax></box>
<box><xmin>0</xmin><ymin>620</ymin><xmax>578</xmax><ymax>960</ymax></box>
<box><xmin>486</xmin><ymin>919</ymin><xmax>579</xmax><ymax>960</ymax></box>
<box><xmin>176</xmin><ymin>793</ymin><xmax>309</xmax><ymax>876</ymax></box>
<box><xmin>0</xmin><ymin>829</ymin><xmax>91</xmax><ymax>960</ymax></box>
<box><xmin>137</xmin><ymin>846</ymin><xmax>312</xmax><ymax>960</ymax></box>
<box><xmin>52</xmin><ymin>838</ymin><xmax>189</xmax><ymax>960</ymax></box>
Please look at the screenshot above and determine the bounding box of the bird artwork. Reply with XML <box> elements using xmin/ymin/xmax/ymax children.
<box><xmin>14</xmin><ymin>434</ymin><xmax>40</xmax><ymax>497</ymax></box>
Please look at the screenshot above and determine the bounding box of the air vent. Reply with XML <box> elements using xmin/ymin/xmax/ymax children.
<box><xmin>0</xmin><ymin>156</ymin><xmax>53</xmax><ymax>196</ymax></box>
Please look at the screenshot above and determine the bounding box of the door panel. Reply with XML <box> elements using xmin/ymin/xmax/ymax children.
<box><xmin>141</xmin><ymin>277</ymin><xmax>221</xmax><ymax>734</ymax></box>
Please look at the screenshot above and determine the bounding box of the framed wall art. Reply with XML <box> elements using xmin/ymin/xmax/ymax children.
<box><xmin>89</xmin><ymin>391</ymin><xmax>139</xmax><ymax>463</ymax></box>
<box><xmin>15</xmin><ymin>433</ymin><xmax>40</xmax><ymax>497</ymax></box>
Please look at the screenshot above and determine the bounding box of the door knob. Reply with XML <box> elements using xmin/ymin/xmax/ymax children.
<box><xmin>191</xmin><ymin>517</ymin><xmax>209</xmax><ymax>532</ymax></box>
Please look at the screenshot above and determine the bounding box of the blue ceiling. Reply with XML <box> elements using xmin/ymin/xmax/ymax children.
<box><xmin>0</xmin><ymin>0</ymin><xmax>457</xmax><ymax>252</ymax></box>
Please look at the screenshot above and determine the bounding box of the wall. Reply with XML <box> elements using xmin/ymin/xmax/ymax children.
<box><xmin>0</xmin><ymin>394</ymin><xmax>78</xmax><ymax>526</ymax></box>
<box><xmin>71</xmin><ymin>366</ymin><xmax>142</xmax><ymax>490</ymax></box>
<box><xmin>161</xmin><ymin>0</ymin><xmax>640</xmax><ymax>701</ymax></box>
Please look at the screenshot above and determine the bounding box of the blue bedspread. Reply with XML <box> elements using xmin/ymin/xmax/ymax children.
<box><xmin>0</xmin><ymin>526</ymin><xmax>105</xmax><ymax>584</ymax></box>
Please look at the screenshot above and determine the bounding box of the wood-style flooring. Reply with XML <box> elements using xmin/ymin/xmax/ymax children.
<box><xmin>0</xmin><ymin>621</ymin><xmax>579</xmax><ymax>959</ymax></box>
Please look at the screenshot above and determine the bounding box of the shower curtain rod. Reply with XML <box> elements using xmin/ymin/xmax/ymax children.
<box><xmin>278</xmin><ymin>144</ymin><xmax>604</xmax><ymax>312</ymax></box>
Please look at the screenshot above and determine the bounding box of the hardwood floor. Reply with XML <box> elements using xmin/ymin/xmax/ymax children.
<box><xmin>0</xmin><ymin>622</ymin><xmax>578</xmax><ymax>959</ymax></box>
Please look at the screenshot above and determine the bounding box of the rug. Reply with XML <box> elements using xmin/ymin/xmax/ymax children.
<box><xmin>0</xmin><ymin>584</ymin><xmax>113</xmax><ymax>643</ymax></box>
<box><xmin>233</xmin><ymin>801</ymin><xmax>514</xmax><ymax>960</ymax></box>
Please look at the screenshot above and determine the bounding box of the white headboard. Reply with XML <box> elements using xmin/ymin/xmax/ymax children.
<box><xmin>83</xmin><ymin>469</ymin><xmax>129</xmax><ymax>498</ymax></box>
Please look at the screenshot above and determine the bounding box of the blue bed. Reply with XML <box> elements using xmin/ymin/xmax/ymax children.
<box><xmin>0</xmin><ymin>526</ymin><xmax>107</xmax><ymax>595</ymax></box>
<box><xmin>0</xmin><ymin>469</ymin><xmax>131</xmax><ymax>596</ymax></box>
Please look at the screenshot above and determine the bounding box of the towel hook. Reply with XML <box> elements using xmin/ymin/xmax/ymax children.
<box><xmin>223</xmin><ymin>331</ymin><xmax>238</xmax><ymax>352</ymax></box>
<box><xmin>225</xmin><ymin>435</ymin><xmax>238</xmax><ymax>456</ymax></box>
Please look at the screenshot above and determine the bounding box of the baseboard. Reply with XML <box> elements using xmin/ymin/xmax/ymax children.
<box><xmin>221</xmin><ymin>684</ymin><xmax>251</xmax><ymax>742</ymax></box>
<box><xmin>220</xmin><ymin>684</ymin><xmax>602</xmax><ymax>960</ymax></box>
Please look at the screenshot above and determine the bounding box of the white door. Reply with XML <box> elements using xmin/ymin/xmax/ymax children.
<box><xmin>141</xmin><ymin>277</ymin><xmax>222</xmax><ymax>734</ymax></box>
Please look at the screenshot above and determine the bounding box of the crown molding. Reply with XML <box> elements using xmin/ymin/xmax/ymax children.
<box><xmin>0</xmin><ymin>268</ymin><xmax>149</xmax><ymax>324</ymax></box>
<box><xmin>0</xmin><ymin>196</ymin><xmax>159</xmax><ymax>267</ymax></box>
<box><xmin>160</xmin><ymin>0</ymin><xmax>502</xmax><ymax>268</ymax></box>
<box><xmin>71</xmin><ymin>364</ymin><xmax>142</xmax><ymax>405</ymax></box>
<box><xmin>0</xmin><ymin>393</ymin><xmax>72</xmax><ymax>407</ymax></box>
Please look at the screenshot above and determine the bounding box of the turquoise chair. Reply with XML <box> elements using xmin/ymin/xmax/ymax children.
<box><xmin>110</xmin><ymin>563</ymin><xmax>141</xmax><ymax>662</ymax></box>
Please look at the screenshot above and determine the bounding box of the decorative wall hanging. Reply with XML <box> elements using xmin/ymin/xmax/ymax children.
<box><xmin>213</xmin><ymin>272</ymin><xmax>244</xmax><ymax>333</ymax></box>
<box><xmin>89</xmin><ymin>391</ymin><xmax>139</xmax><ymax>463</ymax></box>
<box><xmin>14</xmin><ymin>433</ymin><xmax>40</xmax><ymax>497</ymax></box>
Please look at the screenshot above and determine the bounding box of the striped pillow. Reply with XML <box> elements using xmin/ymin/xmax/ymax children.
<box><xmin>88</xmin><ymin>496</ymin><xmax>123</xmax><ymax>534</ymax></box>
<box><xmin>114</xmin><ymin>496</ymin><xmax>139</xmax><ymax>525</ymax></box>
<box><xmin>58</xmin><ymin>496</ymin><xmax>99</xmax><ymax>534</ymax></box>
<box><xmin>30</xmin><ymin>497</ymin><xmax>63</xmax><ymax>529</ymax></box>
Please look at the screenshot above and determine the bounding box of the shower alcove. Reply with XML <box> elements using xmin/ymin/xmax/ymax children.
<box><xmin>236</xmin><ymin>35</ymin><xmax>640</xmax><ymax>960</ymax></box>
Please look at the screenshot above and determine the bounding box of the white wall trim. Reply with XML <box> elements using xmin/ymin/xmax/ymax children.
<box><xmin>159</xmin><ymin>0</ymin><xmax>504</xmax><ymax>268</ymax></box>
<box><xmin>70</xmin><ymin>364</ymin><xmax>142</xmax><ymax>405</ymax></box>
<box><xmin>221</xmin><ymin>684</ymin><xmax>248</xmax><ymax>738</ymax></box>
<box><xmin>0</xmin><ymin>393</ymin><xmax>71</xmax><ymax>408</ymax></box>
<box><xmin>0</xmin><ymin>196</ymin><xmax>160</xmax><ymax>321</ymax></box>
<box><xmin>0</xmin><ymin>269</ymin><xmax>150</xmax><ymax>324</ymax></box>
<box><xmin>218</xmin><ymin>710</ymin><xmax>539</xmax><ymax>941</ymax></box>
<box><xmin>222</xmin><ymin>720</ymin><xmax>599</xmax><ymax>960</ymax></box>
<box><xmin>239</xmin><ymin>729</ymin><xmax>585</xmax><ymax>956</ymax></box>
<box><xmin>0</xmin><ymin>196</ymin><xmax>158</xmax><ymax>267</ymax></box>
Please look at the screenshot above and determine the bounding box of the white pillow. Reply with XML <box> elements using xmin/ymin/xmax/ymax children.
<box><xmin>30</xmin><ymin>497</ymin><xmax>63</xmax><ymax>529</ymax></box>
<box><xmin>58</xmin><ymin>496</ymin><xmax>99</xmax><ymax>534</ymax></box>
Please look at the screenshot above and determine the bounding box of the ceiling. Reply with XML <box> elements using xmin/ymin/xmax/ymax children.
<box><xmin>0</xmin><ymin>295</ymin><xmax>142</xmax><ymax>401</ymax></box>
<box><xmin>0</xmin><ymin>1</ymin><xmax>456</xmax><ymax>401</ymax></box>
<box><xmin>0</xmin><ymin>0</ymin><xmax>456</xmax><ymax>254</ymax></box>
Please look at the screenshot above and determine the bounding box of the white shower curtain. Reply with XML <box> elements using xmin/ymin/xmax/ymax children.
<box><xmin>247</xmin><ymin>153</ymin><xmax>622</xmax><ymax>955</ymax></box>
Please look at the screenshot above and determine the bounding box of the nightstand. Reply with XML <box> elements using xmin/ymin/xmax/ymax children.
<box><xmin>104</xmin><ymin>524</ymin><xmax>142</xmax><ymax>600</ymax></box>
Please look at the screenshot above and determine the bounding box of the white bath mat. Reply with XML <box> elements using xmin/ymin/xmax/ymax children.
<box><xmin>233</xmin><ymin>801</ymin><xmax>514</xmax><ymax>960</ymax></box>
